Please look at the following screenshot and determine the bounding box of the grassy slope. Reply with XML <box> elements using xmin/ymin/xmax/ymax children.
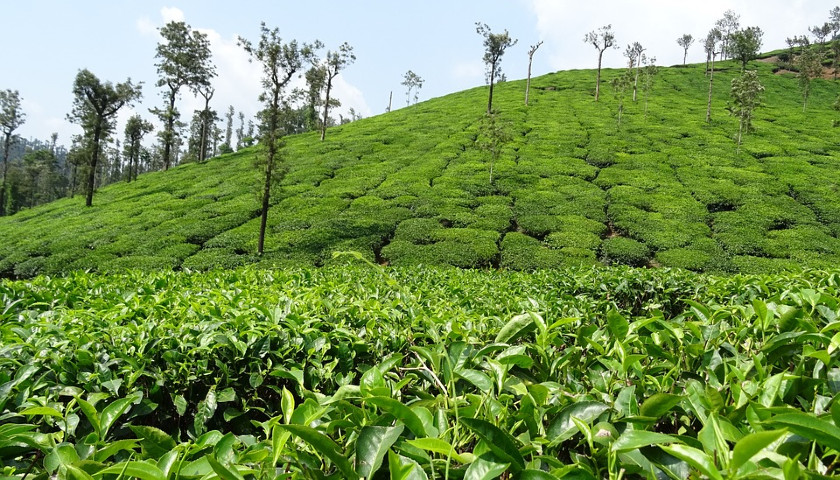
<box><xmin>1</xmin><ymin>59</ymin><xmax>839</xmax><ymax>277</ymax></box>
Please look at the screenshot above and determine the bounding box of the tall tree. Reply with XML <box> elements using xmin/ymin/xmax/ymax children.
<box><xmin>729</xmin><ymin>27</ymin><xmax>764</xmax><ymax>71</ymax></box>
<box><xmin>705</xmin><ymin>28</ymin><xmax>722</xmax><ymax>123</ymax></box>
<box><xmin>67</xmin><ymin>69</ymin><xmax>141</xmax><ymax>207</ymax></box>
<box><xmin>222</xmin><ymin>105</ymin><xmax>234</xmax><ymax>153</ymax></box>
<box><xmin>476</xmin><ymin>112</ymin><xmax>511</xmax><ymax>185</ymax></box>
<box><xmin>794</xmin><ymin>38</ymin><xmax>824</xmax><ymax>111</ymax></box>
<box><xmin>194</xmin><ymin>85</ymin><xmax>214</xmax><ymax>162</ymax></box>
<box><xmin>236</xmin><ymin>111</ymin><xmax>245</xmax><ymax>149</ymax></box>
<box><xmin>715</xmin><ymin>10</ymin><xmax>740</xmax><ymax>60</ymax></box>
<box><xmin>730</xmin><ymin>70</ymin><xmax>764</xmax><ymax>148</ymax></box>
<box><xmin>624</xmin><ymin>42</ymin><xmax>645</xmax><ymax>101</ymax></box>
<box><xmin>319</xmin><ymin>42</ymin><xmax>355</xmax><ymax>141</ymax></box>
<box><xmin>123</xmin><ymin>115</ymin><xmax>154</xmax><ymax>182</ymax></box>
<box><xmin>640</xmin><ymin>55</ymin><xmax>658</xmax><ymax>118</ymax></box>
<box><xmin>0</xmin><ymin>89</ymin><xmax>25</xmax><ymax>216</ymax></box>
<box><xmin>401</xmin><ymin>70</ymin><xmax>424</xmax><ymax>106</ymax></box>
<box><xmin>677</xmin><ymin>34</ymin><xmax>694</xmax><ymax>65</ymax></box>
<box><xmin>153</xmin><ymin>21</ymin><xmax>215</xmax><ymax>170</ymax></box>
<box><xmin>239</xmin><ymin>24</ymin><xmax>317</xmax><ymax>255</ymax></box>
<box><xmin>304</xmin><ymin>64</ymin><xmax>326</xmax><ymax>131</ymax></box>
<box><xmin>476</xmin><ymin>22</ymin><xmax>517</xmax><ymax>113</ymax></box>
<box><xmin>584</xmin><ymin>25</ymin><xmax>618</xmax><ymax>102</ymax></box>
<box><xmin>525</xmin><ymin>40</ymin><xmax>543</xmax><ymax>106</ymax></box>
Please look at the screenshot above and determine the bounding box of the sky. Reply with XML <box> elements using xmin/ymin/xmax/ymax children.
<box><xmin>2</xmin><ymin>0</ymin><xmax>835</xmax><ymax>147</ymax></box>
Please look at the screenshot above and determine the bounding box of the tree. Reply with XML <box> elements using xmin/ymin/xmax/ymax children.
<box><xmin>476</xmin><ymin>112</ymin><xmax>511</xmax><ymax>185</ymax></box>
<box><xmin>221</xmin><ymin>105</ymin><xmax>234</xmax><ymax>153</ymax></box>
<box><xmin>677</xmin><ymin>34</ymin><xmax>694</xmax><ymax>65</ymax></box>
<box><xmin>729</xmin><ymin>27</ymin><xmax>764</xmax><ymax>71</ymax></box>
<box><xmin>239</xmin><ymin>23</ymin><xmax>317</xmax><ymax>255</ymax></box>
<box><xmin>401</xmin><ymin>70</ymin><xmax>424</xmax><ymax>106</ymax></box>
<box><xmin>319</xmin><ymin>42</ymin><xmax>354</xmax><ymax>141</ymax></box>
<box><xmin>623</xmin><ymin>42</ymin><xmax>645</xmax><ymax>101</ymax></box>
<box><xmin>153</xmin><ymin>21</ymin><xmax>215</xmax><ymax>170</ymax></box>
<box><xmin>705</xmin><ymin>28</ymin><xmax>722</xmax><ymax>122</ymax></box>
<box><xmin>123</xmin><ymin>115</ymin><xmax>154</xmax><ymax>182</ymax></box>
<box><xmin>795</xmin><ymin>38</ymin><xmax>824</xmax><ymax>111</ymax></box>
<box><xmin>0</xmin><ymin>89</ymin><xmax>25</xmax><ymax>216</ymax></box>
<box><xmin>194</xmin><ymin>85</ymin><xmax>215</xmax><ymax>162</ymax></box>
<box><xmin>640</xmin><ymin>56</ymin><xmax>659</xmax><ymax>118</ymax></box>
<box><xmin>67</xmin><ymin>69</ymin><xmax>141</xmax><ymax>207</ymax></box>
<box><xmin>611</xmin><ymin>68</ymin><xmax>633</xmax><ymax>129</ymax></box>
<box><xmin>303</xmin><ymin>65</ymin><xmax>326</xmax><ymax>130</ymax></box>
<box><xmin>236</xmin><ymin>111</ymin><xmax>245</xmax><ymax>149</ymax></box>
<box><xmin>715</xmin><ymin>10</ymin><xmax>740</xmax><ymax>60</ymax></box>
<box><xmin>525</xmin><ymin>40</ymin><xmax>543</xmax><ymax>105</ymax></box>
<box><xmin>729</xmin><ymin>70</ymin><xmax>764</xmax><ymax>148</ymax></box>
<box><xmin>476</xmin><ymin>22</ymin><xmax>517</xmax><ymax>113</ymax></box>
<box><xmin>584</xmin><ymin>25</ymin><xmax>617</xmax><ymax>101</ymax></box>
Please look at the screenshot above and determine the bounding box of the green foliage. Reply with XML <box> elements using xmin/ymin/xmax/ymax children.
<box><xmin>601</xmin><ymin>236</ymin><xmax>650</xmax><ymax>266</ymax></box>
<box><xmin>1</xmin><ymin>61</ymin><xmax>840</xmax><ymax>275</ymax></box>
<box><xmin>4</xmin><ymin>265</ymin><xmax>840</xmax><ymax>478</ymax></box>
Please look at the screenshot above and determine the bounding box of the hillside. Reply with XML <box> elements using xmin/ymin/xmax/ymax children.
<box><xmin>1</xmin><ymin>59</ymin><xmax>839</xmax><ymax>277</ymax></box>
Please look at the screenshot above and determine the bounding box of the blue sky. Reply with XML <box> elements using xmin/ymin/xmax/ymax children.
<box><xmin>3</xmin><ymin>0</ymin><xmax>834</xmax><ymax>145</ymax></box>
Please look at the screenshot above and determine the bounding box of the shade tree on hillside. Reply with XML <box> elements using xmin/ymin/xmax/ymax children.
<box><xmin>676</xmin><ymin>34</ymin><xmax>694</xmax><ymax>65</ymax></box>
<box><xmin>583</xmin><ymin>25</ymin><xmax>617</xmax><ymax>102</ymax></box>
<box><xmin>730</xmin><ymin>70</ymin><xmax>764</xmax><ymax>148</ymax></box>
<box><xmin>640</xmin><ymin>56</ymin><xmax>659</xmax><ymax>118</ymax></box>
<box><xmin>476</xmin><ymin>22</ymin><xmax>517</xmax><ymax>114</ymax></box>
<box><xmin>524</xmin><ymin>40</ymin><xmax>543</xmax><ymax>106</ymax></box>
<box><xmin>239</xmin><ymin>24</ymin><xmax>318</xmax><ymax>255</ymax></box>
<box><xmin>303</xmin><ymin>64</ymin><xmax>327</xmax><ymax>131</ymax></box>
<box><xmin>729</xmin><ymin>27</ymin><xmax>764</xmax><ymax>71</ymax></box>
<box><xmin>123</xmin><ymin>115</ymin><xmax>154</xmax><ymax>183</ymax></box>
<box><xmin>716</xmin><ymin>10</ymin><xmax>740</xmax><ymax>60</ymax></box>
<box><xmin>623</xmin><ymin>42</ymin><xmax>645</xmax><ymax>101</ymax></box>
<box><xmin>476</xmin><ymin>111</ymin><xmax>512</xmax><ymax>185</ymax></box>
<box><xmin>67</xmin><ymin>69</ymin><xmax>142</xmax><ymax>207</ymax></box>
<box><xmin>704</xmin><ymin>28</ymin><xmax>722</xmax><ymax>123</ymax></box>
<box><xmin>401</xmin><ymin>70</ymin><xmax>424</xmax><ymax>106</ymax></box>
<box><xmin>194</xmin><ymin>85</ymin><xmax>215</xmax><ymax>162</ymax></box>
<box><xmin>611</xmin><ymin>67</ymin><xmax>634</xmax><ymax>129</ymax></box>
<box><xmin>0</xmin><ymin>89</ymin><xmax>25</xmax><ymax>216</ymax></box>
<box><xmin>153</xmin><ymin>21</ymin><xmax>215</xmax><ymax>170</ymax></box>
<box><xmin>319</xmin><ymin>42</ymin><xmax>354</xmax><ymax>141</ymax></box>
<box><xmin>793</xmin><ymin>38</ymin><xmax>824</xmax><ymax>111</ymax></box>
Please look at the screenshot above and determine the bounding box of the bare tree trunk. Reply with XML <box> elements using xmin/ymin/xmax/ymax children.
<box><xmin>0</xmin><ymin>133</ymin><xmax>10</xmax><ymax>216</ymax></box>
<box><xmin>706</xmin><ymin>53</ymin><xmax>716</xmax><ymax>123</ymax></box>
<box><xmin>163</xmin><ymin>90</ymin><xmax>176</xmax><ymax>170</ymax></box>
<box><xmin>320</xmin><ymin>73</ymin><xmax>333</xmax><ymax>141</ymax></box>
<box><xmin>258</xmin><ymin>87</ymin><xmax>282</xmax><ymax>255</ymax></box>
<box><xmin>85</xmin><ymin>125</ymin><xmax>102</xmax><ymax>207</ymax></box>
<box><xmin>683</xmin><ymin>49</ymin><xmax>688</xmax><ymax>65</ymax></box>
<box><xmin>595</xmin><ymin>50</ymin><xmax>604</xmax><ymax>101</ymax></box>
<box><xmin>387</xmin><ymin>91</ymin><xmax>392</xmax><ymax>113</ymax></box>
<box><xmin>525</xmin><ymin>57</ymin><xmax>533</xmax><ymax>105</ymax></box>
<box><xmin>633</xmin><ymin>65</ymin><xmax>640</xmax><ymax>102</ymax></box>
<box><xmin>487</xmin><ymin>63</ymin><xmax>496</xmax><ymax>114</ymax></box>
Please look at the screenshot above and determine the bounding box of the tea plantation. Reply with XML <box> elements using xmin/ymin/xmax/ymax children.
<box><xmin>1</xmin><ymin>59</ymin><xmax>839</xmax><ymax>277</ymax></box>
<box><xmin>4</xmin><ymin>265</ymin><xmax>840</xmax><ymax>478</ymax></box>
<box><xmin>5</xmin><ymin>59</ymin><xmax>840</xmax><ymax>479</ymax></box>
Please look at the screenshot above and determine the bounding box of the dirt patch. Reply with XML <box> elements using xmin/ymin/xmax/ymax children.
<box><xmin>757</xmin><ymin>55</ymin><xmax>779</xmax><ymax>63</ymax></box>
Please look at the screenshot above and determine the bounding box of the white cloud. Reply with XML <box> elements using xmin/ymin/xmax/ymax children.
<box><xmin>530</xmin><ymin>0</ymin><xmax>836</xmax><ymax>70</ymax></box>
<box><xmin>160</xmin><ymin>6</ymin><xmax>184</xmax><ymax>24</ymax></box>
<box><xmin>136</xmin><ymin>16</ymin><xmax>156</xmax><ymax>36</ymax></box>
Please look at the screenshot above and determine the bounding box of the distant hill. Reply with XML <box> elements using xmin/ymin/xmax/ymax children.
<box><xmin>2</xmin><ymin>58</ymin><xmax>839</xmax><ymax>278</ymax></box>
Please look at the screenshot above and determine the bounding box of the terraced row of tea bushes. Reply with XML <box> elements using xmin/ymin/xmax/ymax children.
<box><xmin>4</xmin><ymin>265</ymin><xmax>840</xmax><ymax>478</ymax></box>
<box><xmin>1</xmin><ymin>60</ymin><xmax>840</xmax><ymax>276</ymax></box>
